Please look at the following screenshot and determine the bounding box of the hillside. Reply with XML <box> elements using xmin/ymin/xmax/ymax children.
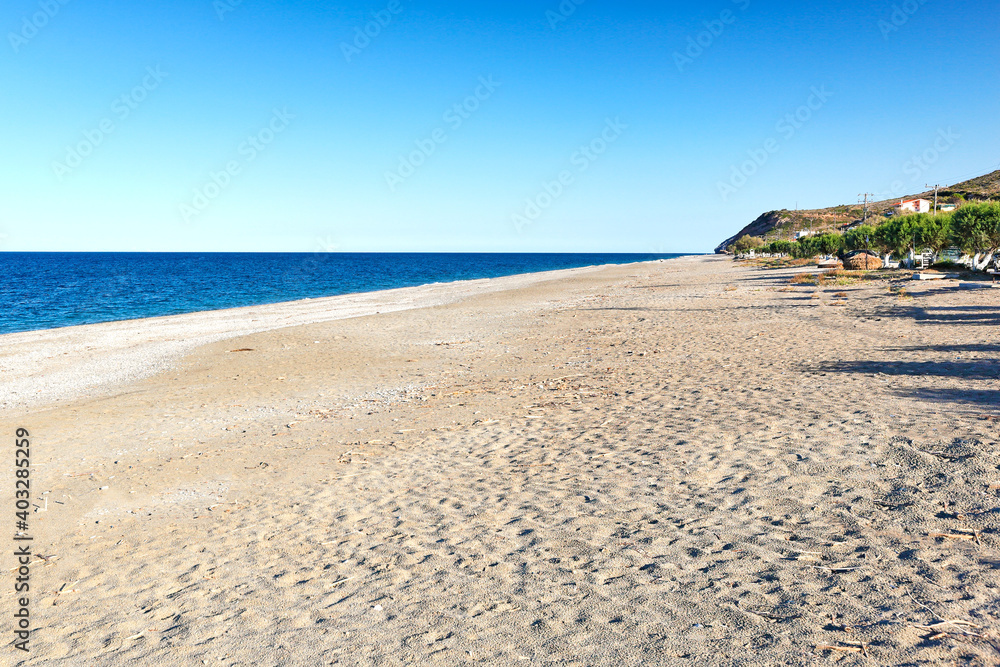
<box><xmin>716</xmin><ymin>169</ymin><xmax>1000</xmax><ymax>253</ymax></box>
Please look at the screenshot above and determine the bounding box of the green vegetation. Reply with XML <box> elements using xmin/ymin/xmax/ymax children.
<box><xmin>866</xmin><ymin>213</ymin><xmax>954</xmax><ymax>259</ymax></box>
<box><xmin>843</xmin><ymin>224</ymin><xmax>877</xmax><ymax>253</ymax></box>
<box><xmin>718</xmin><ymin>170</ymin><xmax>1000</xmax><ymax>253</ymax></box>
<box><xmin>732</xmin><ymin>235</ymin><xmax>764</xmax><ymax>253</ymax></box>
<box><xmin>766</xmin><ymin>239</ymin><xmax>795</xmax><ymax>255</ymax></box>
<box><xmin>951</xmin><ymin>202</ymin><xmax>1000</xmax><ymax>270</ymax></box>
<box><xmin>746</xmin><ymin>202</ymin><xmax>1000</xmax><ymax>271</ymax></box>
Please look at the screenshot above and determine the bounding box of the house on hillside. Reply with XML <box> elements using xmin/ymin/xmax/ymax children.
<box><xmin>794</xmin><ymin>230</ymin><xmax>815</xmax><ymax>240</ymax></box>
<box><xmin>894</xmin><ymin>198</ymin><xmax>931</xmax><ymax>214</ymax></box>
<box><xmin>940</xmin><ymin>203</ymin><xmax>957</xmax><ymax>212</ymax></box>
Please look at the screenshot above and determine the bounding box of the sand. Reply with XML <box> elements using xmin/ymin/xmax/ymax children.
<box><xmin>0</xmin><ymin>263</ymin><xmax>615</xmax><ymax>414</ymax></box>
<box><xmin>5</xmin><ymin>254</ymin><xmax>1000</xmax><ymax>665</ymax></box>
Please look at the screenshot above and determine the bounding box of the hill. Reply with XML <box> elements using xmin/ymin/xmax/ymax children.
<box><xmin>715</xmin><ymin>169</ymin><xmax>1000</xmax><ymax>253</ymax></box>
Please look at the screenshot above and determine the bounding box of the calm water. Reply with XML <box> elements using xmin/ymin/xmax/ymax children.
<box><xmin>0</xmin><ymin>252</ymin><xmax>686</xmax><ymax>335</ymax></box>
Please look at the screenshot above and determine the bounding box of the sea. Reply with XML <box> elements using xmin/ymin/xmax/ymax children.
<box><xmin>0</xmin><ymin>252</ymin><xmax>687</xmax><ymax>335</ymax></box>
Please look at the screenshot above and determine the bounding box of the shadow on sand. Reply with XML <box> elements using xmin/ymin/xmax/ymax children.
<box><xmin>900</xmin><ymin>388</ymin><xmax>1000</xmax><ymax>412</ymax></box>
<box><xmin>811</xmin><ymin>360</ymin><xmax>1000</xmax><ymax>382</ymax></box>
<box><xmin>900</xmin><ymin>304</ymin><xmax>1000</xmax><ymax>326</ymax></box>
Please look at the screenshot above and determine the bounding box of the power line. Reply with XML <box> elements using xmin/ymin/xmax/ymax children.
<box><xmin>925</xmin><ymin>163</ymin><xmax>1000</xmax><ymax>188</ymax></box>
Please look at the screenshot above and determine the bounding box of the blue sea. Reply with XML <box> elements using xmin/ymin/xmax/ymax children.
<box><xmin>0</xmin><ymin>252</ymin><xmax>687</xmax><ymax>335</ymax></box>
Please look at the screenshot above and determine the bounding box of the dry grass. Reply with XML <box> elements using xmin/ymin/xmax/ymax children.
<box><xmin>747</xmin><ymin>257</ymin><xmax>816</xmax><ymax>269</ymax></box>
<box><xmin>825</xmin><ymin>269</ymin><xmax>865</xmax><ymax>279</ymax></box>
<box><xmin>792</xmin><ymin>270</ymin><xmax>883</xmax><ymax>287</ymax></box>
<box><xmin>834</xmin><ymin>292</ymin><xmax>848</xmax><ymax>298</ymax></box>
<box><xmin>821</xmin><ymin>269</ymin><xmax>889</xmax><ymax>286</ymax></box>
<box><xmin>888</xmin><ymin>284</ymin><xmax>913</xmax><ymax>299</ymax></box>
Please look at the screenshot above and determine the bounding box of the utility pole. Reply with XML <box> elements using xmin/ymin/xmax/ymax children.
<box><xmin>858</xmin><ymin>193</ymin><xmax>874</xmax><ymax>224</ymax></box>
<box><xmin>926</xmin><ymin>183</ymin><xmax>940</xmax><ymax>215</ymax></box>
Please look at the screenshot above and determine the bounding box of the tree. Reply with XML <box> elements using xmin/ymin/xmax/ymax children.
<box><xmin>844</xmin><ymin>225</ymin><xmax>877</xmax><ymax>253</ymax></box>
<box><xmin>896</xmin><ymin>213</ymin><xmax>947</xmax><ymax>263</ymax></box>
<box><xmin>872</xmin><ymin>216</ymin><xmax>909</xmax><ymax>262</ymax></box>
<box><xmin>733</xmin><ymin>235</ymin><xmax>764</xmax><ymax>253</ymax></box>
<box><xmin>814</xmin><ymin>233</ymin><xmax>845</xmax><ymax>256</ymax></box>
<box><xmin>920</xmin><ymin>213</ymin><xmax>953</xmax><ymax>254</ymax></box>
<box><xmin>792</xmin><ymin>235</ymin><xmax>824</xmax><ymax>258</ymax></box>
<box><xmin>768</xmin><ymin>239</ymin><xmax>795</xmax><ymax>255</ymax></box>
<box><xmin>952</xmin><ymin>202</ymin><xmax>1000</xmax><ymax>270</ymax></box>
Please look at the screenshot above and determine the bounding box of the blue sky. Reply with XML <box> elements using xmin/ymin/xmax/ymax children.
<box><xmin>1</xmin><ymin>0</ymin><xmax>997</xmax><ymax>253</ymax></box>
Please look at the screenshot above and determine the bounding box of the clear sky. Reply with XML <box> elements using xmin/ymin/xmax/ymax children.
<box><xmin>1</xmin><ymin>0</ymin><xmax>997</xmax><ymax>253</ymax></box>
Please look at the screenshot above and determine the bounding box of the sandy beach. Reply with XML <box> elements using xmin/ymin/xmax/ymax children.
<box><xmin>6</xmin><ymin>254</ymin><xmax>1000</xmax><ymax>665</ymax></box>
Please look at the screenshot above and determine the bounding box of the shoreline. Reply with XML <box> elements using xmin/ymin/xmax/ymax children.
<box><xmin>0</xmin><ymin>252</ymin><xmax>696</xmax><ymax>337</ymax></box>
<box><xmin>0</xmin><ymin>255</ymin><xmax>702</xmax><ymax>414</ymax></box>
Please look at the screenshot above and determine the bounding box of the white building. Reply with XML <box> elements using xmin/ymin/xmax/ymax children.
<box><xmin>895</xmin><ymin>198</ymin><xmax>931</xmax><ymax>214</ymax></box>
